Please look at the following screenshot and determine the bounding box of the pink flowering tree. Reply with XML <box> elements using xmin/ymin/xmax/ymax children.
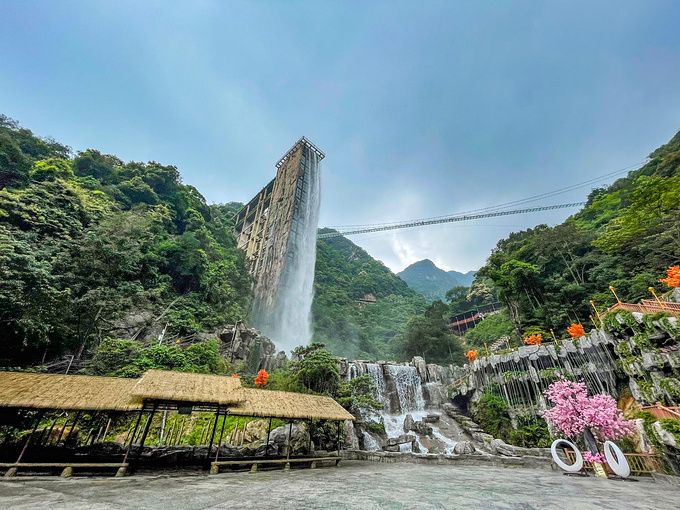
<box><xmin>543</xmin><ymin>378</ymin><xmax>636</xmax><ymax>463</ymax></box>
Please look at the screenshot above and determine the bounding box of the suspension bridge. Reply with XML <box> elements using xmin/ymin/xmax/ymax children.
<box><xmin>317</xmin><ymin>201</ymin><xmax>586</xmax><ymax>239</ymax></box>
<box><xmin>316</xmin><ymin>160</ymin><xmax>646</xmax><ymax>239</ymax></box>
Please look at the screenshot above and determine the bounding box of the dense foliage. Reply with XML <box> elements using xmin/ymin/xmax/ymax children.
<box><xmin>312</xmin><ymin>231</ymin><xmax>428</xmax><ymax>360</ymax></box>
<box><xmin>0</xmin><ymin>115</ymin><xmax>252</xmax><ymax>366</ymax></box>
<box><xmin>471</xmin><ymin>393</ymin><xmax>551</xmax><ymax>448</ymax></box>
<box><xmin>478</xmin><ymin>129</ymin><xmax>680</xmax><ymax>338</ymax></box>
<box><xmin>86</xmin><ymin>338</ymin><xmax>230</xmax><ymax>378</ymax></box>
<box><xmin>399</xmin><ymin>300</ymin><xmax>467</xmax><ymax>365</ymax></box>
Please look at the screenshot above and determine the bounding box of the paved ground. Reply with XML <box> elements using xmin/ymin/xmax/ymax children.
<box><xmin>0</xmin><ymin>461</ymin><xmax>677</xmax><ymax>509</ymax></box>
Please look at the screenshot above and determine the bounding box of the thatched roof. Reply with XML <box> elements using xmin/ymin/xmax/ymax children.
<box><xmin>0</xmin><ymin>372</ymin><xmax>142</xmax><ymax>411</ymax></box>
<box><xmin>131</xmin><ymin>370</ymin><xmax>244</xmax><ymax>405</ymax></box>
<box><xmin>0</xmin><ymin>371</ymin><xmax>352</xmax><ymax>421</ymax></box>
<box><xmin>230</xmin><ymin>388</ymin><xmax>354</xmax><ymax>421</ymax></box>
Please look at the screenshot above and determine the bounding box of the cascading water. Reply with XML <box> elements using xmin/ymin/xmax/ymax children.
<box><xmin>346</xmin><ymin>361</ymin><xmax>460</xmax><ymax>453</ymax></box>
<box><xmin>385</xmin><ymin>365</ymin><xmax>425</xmax><ymax>414</ymax></box>
<box><xmin>362</xmin><ymin>431</ymin><xmax>381</xmax><ymax>451</ymax></box>
<box><xmin>256</xmin><ymin>147</ymin><xmax>321</xmax><ymax>352</ymax></box>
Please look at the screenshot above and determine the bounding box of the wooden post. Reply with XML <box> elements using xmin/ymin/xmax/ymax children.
<box><xmin>286</xmin><ymin>421</ymin><xmax>293</xmax><ymax>460</ymax></box>
<box><xmin>336</xmin><ymin>421</ymin><xmax>341</xmax><ymax>455</ymax></box>
<box><xmin>55</xmin><ymin>412</ymin><xmax>73</xmax><ymax>445</ymax></box>
<box><xmin>44</xmin><ymin>415</ymin><xmax>59</xmax><ymax>446</ymax></box>
<box><xmin>133</xmin><ymin>404</ymin><xmax>157</xmax><ymax>467</ymax></box>
<box><xmin>36</xmin><ymin>410</ymin><xmax>54</xmax><ymax>446</ymax></box>
<box><xmin>14</xmin><ymin>410</ymin><xmax>45</xmax><ymax>464</ymax></box>
<box><xmin>206</xmin><ymin>405</ymin><xmax>220</xmax><ymax>460</ymax></box>
<box><xmin>307</xmin><ymin>418</ymin><xmax>313</xmax><ymax>455</ymax></box>
<box><xmin>214</xmin><ymin>412</ymin><xmax>227</xmax><ymax>463</ymax></box>
<box><xmin>265</xmin><ymin>416</ymin><xmax>272</xmax><ymax>458</ymax></box>
<box><xmin>103</xmin><ymin>415</ymin><xmax>113</xmax><ymax>441</ymax></box>
<box><xmin>159</xmin><ymin>411</ymin><xmax>168</xmax><ymax>443</ymax></box>
<box><xmin>122</xmin><ymin>410</ymin><xmax>144</xmax><ymax>464</ymax></box>
<box><xmin>64</xmin><ymin>411</ymin><xmax>82</xmax><ymax>446</ymax></box>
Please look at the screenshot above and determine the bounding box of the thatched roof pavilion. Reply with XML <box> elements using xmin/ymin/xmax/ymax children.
<box><xmin>231</xmin><ymin>388</ymin><xmax>354</xmax><ymax>421</ymax></box>
<box><xmin>0</xmin><ymin>370</ymin><xmax>353</xmax><ymax>421</ymax></box>
<box><xmin>0</xmin><ymin>370</ymin><xmax>352</xmax><ymax>476</ymax></box>
<box><xmin>0</xmin><ymin>372</ymin><xmax>143</xmax><ymax>411</ymax></box>
<box><xmin>131</xmin><ymin>370</ymin><xmax>245</xmax><ymax>406</ymax></box>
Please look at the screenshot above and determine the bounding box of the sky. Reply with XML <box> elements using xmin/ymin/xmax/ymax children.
<box><xmin>2</xmin><ymin>1</ymin><xmax>680</xmax><ymax>273</ymax></box>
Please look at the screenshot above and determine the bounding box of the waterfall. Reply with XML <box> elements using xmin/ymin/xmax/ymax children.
<box><xmin>385</xmin><ymin>365</ymin><xmax>425</xmax><ymax>414</ymax></box>
<box><xmin>346</xmin><ymin>360</ymin><xmax>461</xmax><ymax>454</ymax></box>
<box><xmin>256</xmin><ymin>147</ymin><xmax>321</xmax><ymax>352</ymax></box>
<box><xmin>362</xmin><ymin>431</ymin><xmax>381</xmax><ymax>451</ymax></box>
<box><xmin>366</xmin><ymin>363</ymin><xmax>389</xmax><ymax>411</ymax></box>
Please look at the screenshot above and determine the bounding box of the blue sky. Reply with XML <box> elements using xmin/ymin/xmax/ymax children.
<box><xmin>2</xmin><ymin>1</ymin><xmax>680</xmax><ymax>272</ymax></box>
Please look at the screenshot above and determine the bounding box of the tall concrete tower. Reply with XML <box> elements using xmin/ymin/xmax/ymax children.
<box><xmin>233</xmin><ymin>137</ymin><xmax>324</xmax><ymax>351</ymax></box>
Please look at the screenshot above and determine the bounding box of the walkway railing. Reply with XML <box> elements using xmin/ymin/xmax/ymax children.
<box><xmin>564</xmin><ymin>449</ymin><xmax>667</xmax><ymax>475</ymax></box>
<box><xmin>609</xmin><ymin>301</ymin><xmax>680</xmax><ymax>316</ymax></box>
<box><xmin>640</xmin><ymin>403</ymin><xmax>680</xmax><ymax>420</ymax></box>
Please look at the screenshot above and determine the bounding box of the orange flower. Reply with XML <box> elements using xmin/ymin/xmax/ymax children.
<box><xmin>567</xmin><ymin>323</ymin><xmax>585</xmax><ymax>338</ymax></box>
<box><xmin>465</xmin><ymin>350</ymin><xmax>478</xmax><ymax>362</ymax></box>
<box><xmin>254</xmin><ymin>369</ymin><xmax>269</xmax><ymax>388</ymax></box>
<box><xmin>523</xmin><ymin>334</ymin><xmax>542</xmax><ymax>346</ymax></box>
<box><xmin>231</xmin><ymin>374</ymin><xmax>240</xmax><ymax>378</ymax></box>
<box><xmin>660</xmin><ymin>266</ymin><xmax>680</xmax><ymax>288</ymax></box>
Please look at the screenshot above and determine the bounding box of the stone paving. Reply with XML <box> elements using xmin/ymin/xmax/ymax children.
<box><xmin>0</xmin><ymin>461</ymin><xmax>678</xmax><ymax>509</ymax></box>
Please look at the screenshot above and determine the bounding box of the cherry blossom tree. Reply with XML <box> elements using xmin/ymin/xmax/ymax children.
<box><xmin>543</xmin><ymin>378</ymin><xmax>636</xmax><ymax>460</ymax></box>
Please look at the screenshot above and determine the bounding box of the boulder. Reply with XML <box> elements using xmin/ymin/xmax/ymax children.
<box><xmin>413</xmin><ymin>421</ymin><xmax>433</xmax><ymax>436</ymax></box>
<box><xmin>422</xmin><ymin>414</ymin><xmax>440</xmax><ymax>423</ymax></box>
<box><xmin>411</xmin><ymin>356</ymin><xmax>428</xmax><ymax>382</ymax></box>
<box><xmin>471</xmin><ymin>432</ymin><xmax>494</xmax><ymax>444</ymax></box>
<box><xmin>403</xmin><ymin>414</ymin><xmax>414</xmax><ymax>433</ymax></box>
<box><xmin>442</xmin><ymin>403</ymin><xmax>461</xmax><ymax>419</ymax></box>
<box><xmin>268</xmin><ymin>422</ymin><xmax>310</xmax><ymax>455</ymax></box>
<box><xmin>654</xmin><ymin>421</ymin><xmax>678</xmax><ymax>448</ymax></box>
<box><xmin>384</xmin><ymin>444</ymin><xmax>400</xmax><ymax>452</ymax></box>
<box><xmin>386</xmin><ymin>434</ymin><xmax>416</xmax><ymax>446</ymax></box>
<box><xmin>453</xmin><ymin>441</ymin><xmax>475</xmax><ymax>455</ymax></box>
<box><xmin>489</xmin><ymin>438</ymin><xmax>551</xmax><ymax>458</ymax></box>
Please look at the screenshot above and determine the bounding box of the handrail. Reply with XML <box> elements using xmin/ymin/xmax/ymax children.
<box><xmin>564</xmin><ymin>449</ymin><xmax>664</xmax><ymax>475</ymax></box>
<box><xmin>640</xmin><ymin>403</ymin><xmax>680</xmax><ymax>420</ymax></box>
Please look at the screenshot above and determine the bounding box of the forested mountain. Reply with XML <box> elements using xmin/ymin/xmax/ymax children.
<box><xmin>479</xmin><ymin>128</ymin><xmax>680</xmax><ymax>340</ymax></box>
<box><xmin>312</xmin><ymin>231</ymin><xmax>427</xmax><ymax>360</ymax></box>
<box><xmin>3</xmin><ymin>114</ymin><xmax>678</xmax><ymax>370</ymax></box>
<box><xmin>397</xmin><ymin>259</ymin><xmax>464</xmax><ymax>301</ymax></box>
<box><xmin>449</xmin><ymin>269</ymin><xmax>476</xmax><ymax>288</ymax></box>
<box><xmin>397</xmin><ymin>259</ymin><xmax>476</xmax><ymax>301</ymax></box>
<box><xmin>0</xmin><ymin>115</ymin><xmax>252</xmax><ymax>366</ymax></box>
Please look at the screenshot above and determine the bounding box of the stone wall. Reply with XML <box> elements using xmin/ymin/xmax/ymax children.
<box><xmin>340</xmin><ymin>449</ymin><xmax>557</xmax><ymax>471</ymax></box>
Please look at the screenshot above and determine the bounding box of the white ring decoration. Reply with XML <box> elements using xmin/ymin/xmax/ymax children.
<box><xmin>550</xmin><ymin>439</ymin><xmax>583</xmax><ymax>472</ymax></box>
<box><xmin>604</xmin><ymin>441</ymin><xmax>630</xmax><ymax>478</ymax></box>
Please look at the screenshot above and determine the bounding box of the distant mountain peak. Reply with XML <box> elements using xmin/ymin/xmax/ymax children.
<box><xmin>397</xmin><ymin>259</ymin><xmax>477</xmax><ymax>301</ymax></box>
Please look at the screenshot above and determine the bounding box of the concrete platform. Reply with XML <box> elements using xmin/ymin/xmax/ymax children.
<box><xmin>0</xmin><ymin>460</ymin><xmax>677</xmax><ymax>509</ymax></box>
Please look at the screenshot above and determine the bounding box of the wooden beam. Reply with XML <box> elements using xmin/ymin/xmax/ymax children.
<box><xmin>206</xmin><ymin>405</ymin><xmax>220</xmax><ymax>460</ymax></box>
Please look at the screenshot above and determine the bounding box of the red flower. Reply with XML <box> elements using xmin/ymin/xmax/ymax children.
<box><xmin>254</xmin><ymin>369</ymin><xmax>268</xmax><ymax>388</ymax></box>
<box><xmin>567</xmin><ymin>323</ymin><xmax>585</xmax><ymax>338</ymax></box>
<box><xmin>524</xmin><ymin>334</ymin><xmax>542</xmax><ymax>346</ymax></box>
<box><xmin>660</xmin><ymin>266</ymin><xmax>680</xmax><ymax>288</ymax></box>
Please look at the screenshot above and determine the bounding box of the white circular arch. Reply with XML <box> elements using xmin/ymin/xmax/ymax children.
<box><xmin>604</xmin><ymin>441</ymin><xmax>631</xmax><ymax>478</ymax></box>
<box><xmin>551</xmin><ymin>439</ymin><xmax>584</xmax><ymax>473</ymax></box>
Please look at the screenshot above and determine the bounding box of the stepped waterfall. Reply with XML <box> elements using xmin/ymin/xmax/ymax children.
<box><xmin>346</xmin><ymin>361</ymin><xmax>462</xmax><ymax>453</ymax></box>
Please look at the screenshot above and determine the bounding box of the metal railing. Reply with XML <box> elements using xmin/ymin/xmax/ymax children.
<box><xmin>564</xmin><ymin>449</ymin><xmax>667</xmax><ymax>475</ymax></box>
